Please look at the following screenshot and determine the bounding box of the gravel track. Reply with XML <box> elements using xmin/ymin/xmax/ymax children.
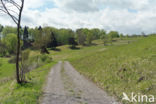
<box><xmin>41</xmin><ymin>61</ymin><xmax>120</xmax><ymax>104</ymax></box>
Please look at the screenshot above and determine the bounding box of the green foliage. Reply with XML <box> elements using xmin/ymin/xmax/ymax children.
<box><xmin>68</xmin><ymin>37</ymin><xmax>77</xmax><ymax>48</ymax></box>
<box><xmin>2</xmin><ymin>26</ymin><xmax>17</xmax><ymax>37</ymax></box>
<box><xmin>107</xmin><ymin>31</ymin><xmax>120</xmax><ymax>45</ymax></box>
<box><xmin>23</xmin><ymin>26</ymin><xmax>29</xmax><ymax>49</ymax></box>
<box><xmin>22</xmin><ymin>50</ymin><xmax>30</xmax><ymax>61</ymax></box>
<box><xmin>33</xmin><ymin>27</ymin><xmax>51</xmax><ymax>49</ymax></box>
<box><xmin>0</xmin><ymin>41</ymin><xmax>7</xmax><ymax>56</ymax></box>
<box><xmin>8</xmin><ymin>56</ymin><xmax>16</xmax><ymax>63</ymax></box>
<box><xmin>100</xmin><ymin>30</ymin><xmax>108</xmax><ymax>45</ymax></box>
<box><xmin>56</xmin><ymin>29</ymin><xmax>75</xmax><ymax>45</ymax></box>
<box><xmin>76</xmin><ymin>29</ymin><xmax>86</xmax><ymax>45</ymax></box>
<box><xmin>40</xmin><ymin>54</ymin><xmax>52</xmax><ymax>63</ymax></box>
<box><xmin>108</xmin><ymin>31</ymin><xmax>120</xmax><ymax>38</ymax></box>
<box><xmin>0</xmin><ymin>24</ymin><xmax>3</xmax><ymax>33</ymax></box>
<box><xmin>85</xmin><ymin>29</ymin><xmax>94</xmax><ymax>45</ymax></box>
<box><xmin>119</xmin><ymin>33</ymin><xmax>124</xmax><ymax>40</ymax></box>
<box><xmin>47</xmin><ymin>32</ymin><xmax>58</xmax><ymax>49</ymax></box>
<box><xmin>2</xmin><ymin>33</ymin><xmax>17</xmax><ymax>54</ymax></box>
<box><xmin>91</xmin><ymin>28</ymin><xmax>101</xmax><ymax>40</ymax></box>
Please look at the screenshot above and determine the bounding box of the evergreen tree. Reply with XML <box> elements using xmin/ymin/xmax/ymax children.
<box><xmin>47</xmin><ymin>32</ymin><xmax>57</xmax><ymax>49</ymax></box>
<box><xmin>0</xmin><ymin>24</ymin><xmax>3</xmax><ymax>33</ymax></box>
<box><xmin>38</xmin><ymin>26</ymin><xmax>42</xmax><ymax>30</ymax></box>
<box><xmin>68</xmin><ymin>37</ymin><xmax>77</xmax><ymax>49</ymax></box>
<box><xmin>23</xmin><ymin>26</ymin><xmax>29</xmax><ymax>49</ymax></box>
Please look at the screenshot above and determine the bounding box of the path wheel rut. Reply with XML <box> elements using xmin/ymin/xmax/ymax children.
<box><xmin>41</xmin><ymin>61</ymin><xmax>120</xmax><ymax>104</ymax></box>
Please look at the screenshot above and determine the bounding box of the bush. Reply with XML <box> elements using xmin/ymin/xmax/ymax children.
<box><xmin>28</xmin><ymin>54</ymin><xmax>52</xmax><ymax>69</ymax></box>
<box><xmin>22</xmin><ymin>50</ymin><xmax>30</xmax><ymax>61</ymax></box>
<box><xmin>8</xmin><ymin>56</ymin><xmax>16</xmax><ymax>63</ymax></box>
<box><xmin>40</xmin><ymin>55</ymin><xmax>52</xmax><ymax>63</ymax></box>
<box><xmin>0</xmin><ymin>42</ymin><xmax>7</xmax><ymax>57</ymax></box>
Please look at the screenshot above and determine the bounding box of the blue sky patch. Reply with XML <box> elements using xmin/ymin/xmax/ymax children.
<box><xmin>30</xmin><ymin>1</ymin><xmax>56</xmax><ymax>11</ymax></box>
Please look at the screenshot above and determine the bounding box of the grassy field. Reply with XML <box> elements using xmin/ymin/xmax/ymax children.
<box><xmin>69</xmin><ymin>36</ymin><xmax>156</xmax><ymax>103</ymax></box>
<box><xmin>0</xmin><ymin>36</ymin><xmax>155</xmax><ymax>103</ymax></box>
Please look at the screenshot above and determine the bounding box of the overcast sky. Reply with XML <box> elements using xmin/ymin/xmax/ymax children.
<box><xmin>0</xmin><ymin>0</ymin><xmax>156</xmax><ymax>34</ymax></box>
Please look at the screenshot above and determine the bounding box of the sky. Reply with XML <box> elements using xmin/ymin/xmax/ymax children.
<box><xmin>0</xmin><ymin>0</ymin><xmax>156</xmax><ymax>35</ymax></box>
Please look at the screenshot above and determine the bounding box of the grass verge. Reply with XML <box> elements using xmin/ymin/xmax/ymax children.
<box><xmin>0</xmin><ymin>58</ymin><xmax>15</xmax><ymax>79</ymax></box>
<box><xmin>0</xmin><ymin>61</ymin><xmax>56</xmax><ymax>104</ymax></box>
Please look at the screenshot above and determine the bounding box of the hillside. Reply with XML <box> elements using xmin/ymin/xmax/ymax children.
<box><xmin>69</xmin><ymin>36</ymin><xmax>156</xmax><ymax>103</ymax></box>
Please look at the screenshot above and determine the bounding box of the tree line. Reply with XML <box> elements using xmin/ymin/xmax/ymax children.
<box><xmin>0</xmin><ymin>25</ymin><xmax>124</xmax><ymax>54</ymax></box>
<box><xmin>1</xmin><ymin>25</ymin><xmax>155</xmax><ymax>56</ymax></box>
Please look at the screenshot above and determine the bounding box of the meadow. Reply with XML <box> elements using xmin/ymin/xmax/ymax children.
<box><xmin>69</xmin><ymin>36</ymin><xmax>156</xmax><ymax>103</ymax></box>
<box><xmin>0</xmin><ymin>35</ymin><xmax>155</xmax><ymax>103</ymax></box>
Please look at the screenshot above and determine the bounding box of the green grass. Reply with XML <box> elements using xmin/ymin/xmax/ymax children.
<box><xmin>69</xmin><ymin>36</ymin><xmax>156</xmax><ymax>103</ymax></box>
<box><xmin>0</xmin><ymin>58</ymin><xmax>15</xmax><ymax>79</ymax></box>
<box><xmin>0</xmin><ymin>61</ymin><xmax>56</xmax><ymax>104</ymax></box>
<box><xmin>0</xmin><ymin>36</ymin><xmax>155</xmax><ymax>103</ymax></box>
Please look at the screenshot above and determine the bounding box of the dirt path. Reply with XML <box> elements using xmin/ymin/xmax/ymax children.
<box><xmin>41</xmin><ymin>61</ymin><xmax>120</xmax><ymax>104</ymax></box>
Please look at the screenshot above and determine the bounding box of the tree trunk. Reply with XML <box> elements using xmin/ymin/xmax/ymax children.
<box><xmin>16</xmin><ymin>24</ymin><xmax>21</xmax><ymax>83</ymax></box>
<box><xmin>16</xmin><ymin>1</ymin><xmax>24</xmax><ymax>84</ymax></box>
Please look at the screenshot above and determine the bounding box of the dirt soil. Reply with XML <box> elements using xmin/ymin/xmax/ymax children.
<box><xmin>40</xmin><ymin>61</ymin><xmax>120</xmax><ymax>104</ymax></box>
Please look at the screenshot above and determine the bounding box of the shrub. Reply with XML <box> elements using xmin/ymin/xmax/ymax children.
<box><xmin>0</xmin><ymin>41</ymin><xmax>7</xmax><ymax>57</ymax></box>
<box><xmin>28</xmin><ymin>54</ymin><xmax>52</xmax><ymax>69</ymax></box>
<box><xmin>8</xmin><ymin>56</ymin><xmax>16</xmax><ymax>63</ymax></box>
<box><xmin>40</xmin><ymin>55</ymin><xmax>52</xmax><ymax>63</ymax></box>
<box><xmin>22</xmin><ymin>50</ymin><xmax>30</xmax><ymax>61</ymax></box>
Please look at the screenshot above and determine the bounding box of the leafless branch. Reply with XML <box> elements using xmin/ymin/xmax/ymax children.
<box><xmin>0</xmin><ymin>0</ymin><xmax>25</xmax><ymax>84</ymax></box>
<box><xmin>9</xmin><ymin>0</ymin><xmax>20</xmax><ymax>10</ymax></box>
<box><xmin>0</xmin><ymin>0</ymin><xmax>18</xmax><ymax>24</ymax></box>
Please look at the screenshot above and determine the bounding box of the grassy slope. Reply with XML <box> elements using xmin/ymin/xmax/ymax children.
<box><xmin>69</xmin><ymin>36</ymin><xmax>156</xmax><ymax>103</ymax></box>
<box><xmin>0</xmin><ymin>60</ymin><xmax>56</xmax><ymax>104</ymax></box>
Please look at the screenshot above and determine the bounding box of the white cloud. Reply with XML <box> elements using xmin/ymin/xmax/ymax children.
<box><xmin>1</xmin><ymin>0</ymin><xmax>156</xmax><ymax>34</ymax></box>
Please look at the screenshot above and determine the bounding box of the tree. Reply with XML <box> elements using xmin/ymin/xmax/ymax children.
<box><xmin>108</xmin><ymin>31</ymin><xmax>119</xmax><ymax>45</ymax></box>
<box><xmin>91</xmin><ymin>28</ymin><xmax>101</xmax><ymax>40</ymax></box>
<box><xmin>0</xmin><ymin>24</ymin><xmax>3</xmax><ymax>32</ymax></box>
<box><xmin>0</xmin><ymin>24</ymin><xmax>3</xmax><ymax>40</ymax></box>
<box><xmin>47</xmin><ymin>32</ymin><xmax>57</xmax><ymax>49</ymax></box>
<box><xmin>23</xmin><ymin>26</ymin><xmax>29</xmax><ymax>49</ymax></box>
<box><xmin>33</xmin><ymin>26</ymin><xmax>50</xmax><ymax>54</ymax></box>
<box><xmin>2</xmin><ymin>33</ymin><xmax>17</xmax><ymax>54</ymax></box>
<box><xmin>0</xmin><ymin>41</ymin><xmax>7</xmax><ymax>56</ymax></box>
<box><xmin>0</xmin><ymin>0</ymin><xmax>25</xmax><ymax>83</ymax></box>
<box><xmin>119</xmin><ymin>33</ymin><xmax>124</xmax><ymax>40</ymax></box>
<box><xmin>108</xmin><ymin>31</ymin><xmax>119</xmax><ymax>38</ymax></box>
<box><xmin>84</xmin><ymin>29</ymin><xmax>93</xmax><ymax>45</ymax></box>
<box><xmin>100</xmin><ymin>30</ymin><xmax>108</xmax><ymax>46</ymax></box>
<box><xmin>76</xmin><ymin>29</ymin><xmax>86</xmax><ymax>45</ymax></box>
<box><xmin>68</xmin><ymin>37</ymin><xmax>77</xmax><ymax>49</ymax></box>
<box><xmin>56</xmin><ymin>29</ymin><xmax>75</xmax><ymax>45</ymax></box>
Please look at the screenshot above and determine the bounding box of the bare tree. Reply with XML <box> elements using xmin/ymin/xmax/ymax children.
<box><xmin>0</xmin><ymin>0</ymin><xmax>24</xmax><ymax>83</ymax></box>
